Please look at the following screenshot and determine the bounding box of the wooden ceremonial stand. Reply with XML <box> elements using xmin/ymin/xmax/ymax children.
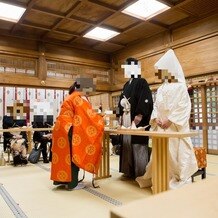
<box><xmin>98</xmin><ymin>128</ymin><xmax>198</xmax><ymax>194</ymax></box>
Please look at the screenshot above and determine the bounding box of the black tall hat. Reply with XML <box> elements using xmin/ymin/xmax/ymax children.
<box><xmin>125</xmin><ymin>57</ymin><xmax>138</xmax><ymax>65</ymax></box>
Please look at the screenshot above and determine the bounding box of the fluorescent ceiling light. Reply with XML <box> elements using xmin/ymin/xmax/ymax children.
<box><xmin>0</xmin><ymin>2</ymin><xmax>26</xmax><ymax>23</ymax></box>
<box><xmin>83</xmin><ymin>27</ymin><xmax>120</xmax><ymax>41</ymax></box>
<box><xmin>122</xmin><ymin>0</ymin><xmax>170</xmax><ymax>20</ymax></box>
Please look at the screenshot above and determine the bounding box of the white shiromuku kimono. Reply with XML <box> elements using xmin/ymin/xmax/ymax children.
<box><xmin>136</xmin><ymin>49</ymin><xmax>198</xmax><ymax>189</ymax></box>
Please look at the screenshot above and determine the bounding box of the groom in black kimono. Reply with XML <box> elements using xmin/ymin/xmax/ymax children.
<box><xmin>118</xmin><ymin>57</ymin><xmax>153</xmax><ymax>179</ymax></box>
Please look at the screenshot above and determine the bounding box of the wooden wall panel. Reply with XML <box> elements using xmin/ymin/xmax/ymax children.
<box><xmin>89</xmin><ymin>93</ymin><xmax>110</xmax><ymax>111</ymax></box>
<box><xmin>113</xmin><ymin>31</ymin><xmax>169</xmax><ymax>61</ymax></box>
<box><xmin>45</xmin><ymin>44</ymin><xmax>110</xmax><ymax>68</ymax></box>
<box><xmin>173</xmin><ymin>13</ymin><xmax>218</xmax><ymax>42</ymax></box>
<box><xmin>141</xmin><ymin>54</ymin><xmax>163</xmax><ymax>84</ymax></box>
<box><xmin>0</xmin><ymin>35</ymin><xmax>39</xmax><ymax>57</ymax></box>
<box><xmin>112</xmin><ymin>14</ymin><xmax>218</xmax><ymax>89</ymax></box>
<box><xmin>175</xmin><ymin>36</ymin><xmax>218</xmax><ymax>77</ymax></box>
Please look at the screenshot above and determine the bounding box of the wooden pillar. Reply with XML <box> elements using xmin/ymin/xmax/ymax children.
<box><xmin>201</xmin><ymin>85</ymin><xmax>208</xmax><ymax>152</ymax></box>
<box><xmin>37</xmin><ymin>43</ymin><xmax>47</xmax><ymax>84</ymax></box>
<box><xmin>27</xmin><ymin>128</ymin><xmax>32</xmax><ymax>153</ymax></box>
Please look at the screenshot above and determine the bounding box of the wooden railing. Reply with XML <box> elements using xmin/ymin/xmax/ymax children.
<box><xmin>0</xmin><ymin>127</ymin><xmax>53</xmax><ymax>153</ymax></box>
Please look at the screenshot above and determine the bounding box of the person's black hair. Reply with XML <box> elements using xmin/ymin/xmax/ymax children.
<box><xmin>125</xmin><ymin>57</ymin><xmax>138</xmax><ymax>65</ymax></box>
<box><xmin>69</xmin><ymin>82</ymin><xmax>80</xmax><ymax>94</ymax></box>
<box><xmin>3</xmin><ymin>116</ymin><xmax>14</xmax><ymax>129</ymax></box>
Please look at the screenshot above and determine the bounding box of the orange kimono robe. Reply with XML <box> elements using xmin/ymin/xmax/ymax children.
<box><xmin>50</xmin><ymin>91</ymin><xmax>104</xmax><ymax>182</ymax></box>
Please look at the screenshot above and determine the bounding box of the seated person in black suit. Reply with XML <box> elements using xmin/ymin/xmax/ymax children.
<box><xmin>33</xmin><ymin>122</ymin><xmax>50</xmax><ymax>163</ymax></box>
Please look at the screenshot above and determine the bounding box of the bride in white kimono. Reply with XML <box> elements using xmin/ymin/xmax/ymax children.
<box><xmin>136</xmin><ymin>49</ymin><xmax>198</xmax><ymax>189</ymax></box>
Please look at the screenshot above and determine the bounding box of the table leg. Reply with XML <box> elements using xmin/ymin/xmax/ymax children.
<box><xmin>152</xmin><ymin>137</ymin><xmax>169</xmax><ymax>194</ymax></box>
<box><xmin>95</xmin><ymin>133</ymin><xmax>111</xmax><ymax>180</ymax></box>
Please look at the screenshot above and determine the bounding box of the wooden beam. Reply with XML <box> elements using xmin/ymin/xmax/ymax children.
<box><xmin>41</xmin><ymin>1</ymin><xmax>82</xmax><ymax>39</ymax></box>
<box><xmin>69</xmin><ymin>0</ymin><xmax>139</xmax><ymax>46</ymax></box>
<box><xmin>37</xmin><ymin>43</ymin><xmax>47</xmax><ymax>80</ymax></box>
<box><xmin>11</xmin><ymin>0</ymin><xmax>39</xmax><ymax>34</ymax></box>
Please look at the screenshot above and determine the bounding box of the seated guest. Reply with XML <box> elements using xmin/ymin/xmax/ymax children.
<box><xmin>10</xmin><ymin>133</ymin><xmax>28</xmax><ymax>166</ymax></box>
<box><xmin>17</xmin><ymin>127</ymin><xmax>28</xmax><ymax>150</ymax></box>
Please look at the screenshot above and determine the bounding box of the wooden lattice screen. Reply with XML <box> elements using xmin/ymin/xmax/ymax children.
<box><xmin>189</xmin><ymin>86</ymin><xmax>204</xmax><ymax>147</ymax></box>
<box><xmin>206</xmin><ymin>85</ymin><xmax>218</xmax><ymax>154</ymax></box>
<box><xmin>187</xmin><ymin>81</ymin><xmax>218</xmax><ymax>154</ymax></box>
<box><xmin>47</xmin><ymin>61</ymin><xmax>110</xmax><ymax>84</ymax></box>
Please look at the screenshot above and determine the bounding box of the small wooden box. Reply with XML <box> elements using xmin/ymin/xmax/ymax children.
<box><xmin>194</xmin><ymin>147</ymin><xmax>207</xmax><ymax>169</ymax></box>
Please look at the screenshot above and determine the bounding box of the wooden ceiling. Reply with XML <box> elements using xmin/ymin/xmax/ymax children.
<box><xmin>0</xmin><ymin>0</ymin><xmax>217</xmax><ymax>54</ymax></box>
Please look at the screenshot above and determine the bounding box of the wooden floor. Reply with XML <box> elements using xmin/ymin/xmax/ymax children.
<box><xmin>0</xmin><ymin>149</ymin><xmax>218</xmax><ymax>218</ymax></box>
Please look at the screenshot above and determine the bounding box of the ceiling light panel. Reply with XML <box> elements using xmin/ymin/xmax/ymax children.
<box><xmin>122</xmin><ymin>0</ymin><xmax>170</xmax><ymax>20</ymax></box>
<box><xmin>0</xmin><ymin>2</ymin><xmax>26</xmax><ymax>23</ymax></box>
<box><xmin>83</xmin><ymin>27</ymin><xmax>120</xmax><ymax>42</ymax></box>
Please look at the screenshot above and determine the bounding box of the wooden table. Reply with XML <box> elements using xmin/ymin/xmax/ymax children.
<box><xmin>99</xmin><ymin>128</ymin><xmax>198</xmax><ymax>194</ymax></box>
<box><xmin>110</xmin><ymin>177</ymin><xmax>218</xmax><ymax>218</ymax></box>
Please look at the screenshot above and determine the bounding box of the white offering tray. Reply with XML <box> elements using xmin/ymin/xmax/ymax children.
<box><xmin>120</xmin><ymin>122</ymin><xmax>150</xmax><ymax>131</ymax></box>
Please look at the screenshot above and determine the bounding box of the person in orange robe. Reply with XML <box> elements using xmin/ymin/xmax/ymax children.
<box><xmin>50</xmin><ymin>81</ymin><xmax>104</xmax><ymax>190</ymax></box>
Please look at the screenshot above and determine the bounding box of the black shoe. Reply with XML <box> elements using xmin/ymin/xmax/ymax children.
<box><xmin>53</xmin><ymin>181</ymin><xmax>67</xmax><ymax>185</ymax></box>
<box><xmin>21</xmin><ymin>159</ymin><xmax>28</xmax><ymax>165</ymax></box>
<box><xmin>43</xmin><ymin>160</ymin><xmax>49</xmax><ymax>163</ymax></box>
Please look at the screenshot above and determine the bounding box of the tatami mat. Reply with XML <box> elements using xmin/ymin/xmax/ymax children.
<box><xmin>0</xmin><ymin>154</ymin><xmax>218</xmax><ymax>218</ymax></box>
<box><xmin>0</xmin><ymin>192</ymin><xmax>15</xmax><ymax>218</ymax></box>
